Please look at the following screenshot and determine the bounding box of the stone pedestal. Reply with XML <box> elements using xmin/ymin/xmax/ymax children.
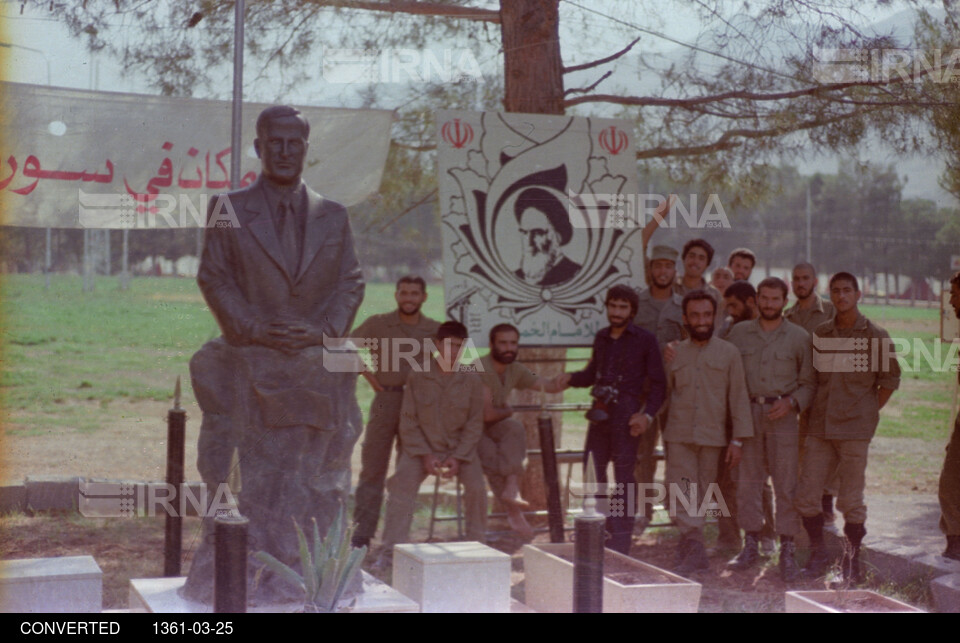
<box><xmin>392</xmin><ymin>542</ymin><xmax>511</xmax><ymax>613</ymax></box>
<box><xmin>0</xmin><ymin>556</ymin><xmax>102</xmax><ymax>613</ymax></box>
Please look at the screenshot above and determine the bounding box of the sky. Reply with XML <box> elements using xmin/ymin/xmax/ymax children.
<box><xmin>0</xmin><ymin>0</ymin><xmax>954</xmax><ymax>205</ymax></box>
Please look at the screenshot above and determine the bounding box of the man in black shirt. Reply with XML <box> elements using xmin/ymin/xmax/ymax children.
<box><xmin>559</xmin><ymin>284</ymin><xmax>667</xmax><ymax>554</ymax></box>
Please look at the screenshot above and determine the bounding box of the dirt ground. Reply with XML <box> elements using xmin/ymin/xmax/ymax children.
<box><xmin>2</xmin><ymin>399</ymin><xmax>947</xmax><ymax>496</ymax></box>
<box><xmin>2</xmin><ymin>399</ymin><xmax>204</xmax><ymax>483</ymax></box>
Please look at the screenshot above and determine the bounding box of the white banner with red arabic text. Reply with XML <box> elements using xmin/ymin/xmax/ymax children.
<box><xmin>0</xmin><ymin>82</ymin><xmax>393</xmax><ymax>228</ymax></box>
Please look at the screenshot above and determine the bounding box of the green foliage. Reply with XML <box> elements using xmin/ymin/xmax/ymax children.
<box><xmin>253</xmin><ymin>504</ymin><xmax>367</xmax><ymax>613</ymax></box>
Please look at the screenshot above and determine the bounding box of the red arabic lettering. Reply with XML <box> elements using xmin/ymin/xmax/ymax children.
<box><xmin>12</xmin><ymin>155</ymin><xmax>42</xmax><ymax>195</ymax></box>
<box><xmin>0</xmin><ymin>156</ymin><xmax>17</xmax><ymax>191</ymax></box>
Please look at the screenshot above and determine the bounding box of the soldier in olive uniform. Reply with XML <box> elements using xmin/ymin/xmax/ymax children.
<box><xmin>785</xmin><ymin>263</ymin><xmax>835</xmax><ymax>333</ymax></box>
<box><xmin>675</xmin><ymin>239</ymin><xmax>724</xmax><ymax>312</ymax></box>
<box><xmin>727</xmin><ymin>248</ymin><xmax>757</xmax><ymax>282</ymax></box>
<box><xmin>798</xmin><ymin>273</ymin><xmax>900</xmax><ymax>583</ymax></box>
<box><xmin>634</xmin><ymin>245</ymin><xmax>685</xmax><ymax>528</ymax></box>
<box><xmin>785</xmin><ymin>262</ymin><xmax>838</xmax><ymax>522</ymax></box>
<box><xmin>477</xmin><ymin>323</ymin><xmax>564</xmax><ymax>538</ymax></box>
<box><xmin>711</xmin><ymin>266</ymin><xmax>735</xmax><ymax>296</ymax></box>
<box><xmin>380</xmin><ymin>322</ymin><xmax>486</xmax><ymax>555</ymax></box>
<box><xmin>939</xmin><ymin>271</ymin><xmax>960</xmax><ymax>561</ymax></box>
<box><xmin>725</xmin><ymin>277</ymin><xmax>816</xmax><ymax>581</ymax></box>
<box><xmin>350</xmin><ymin>276</ymin><xmax>441</xmax><ymax>548</ymax></box>
<box><xmin>664</xmin><ymin>290</ymin><xmax>753</xmax><ymax>574</ymax></box>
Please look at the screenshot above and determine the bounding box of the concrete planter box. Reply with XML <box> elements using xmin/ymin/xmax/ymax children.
<box><xmin>785</xmin><ymin>590</ymin><xmax>925</xmax><ymax>613</ymax></box>
<box><xmin>522</xmin><ymin>543</ymin><xmax>701</xmax><ymax>613</ymax></box>
<box><xmin>393</xmin><ymin>542</ymin><xmax>511</xmax><ymax>613</ymax></box>
<box><xmin>1</xmin><ymin>556</ymin><xmax>102</xmax><ymax>613</ymax></box>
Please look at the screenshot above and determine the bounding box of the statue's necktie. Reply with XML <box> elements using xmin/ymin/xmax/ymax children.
<box><xmin>277</xmin><ymin>194</ymin><xmax>301</xmax><ymax>276</ymax></box>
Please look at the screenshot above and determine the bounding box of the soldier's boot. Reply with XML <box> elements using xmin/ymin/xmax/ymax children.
<box><xmin>822</xmin><ymin>494</ymin><xmax>836</xmax><ymax>524</ymax></box>
<box><xmin>802</xmin><ymin>513</ymin><xmax>830</xmax><ymax>578</ymax></box>
<box><xmin>838</xmin><ymin>522</ymin><xmax>866</xmax><ymax>585</ymax></box>
<box><xmin>727</xmin><ymin>531</ymin><xmax>760</xmax><ymax>571</ymax></box>
<box><xmin>676</xmin><ymin>539</ymin><xmax>710</xmax><ymax>575</ymax></box>
<box><xmin>944</xmin><ymin>535</ymin><xmax>960</xmax><ymax>561</ymax></box>
<box><xmin>779</xmin><ymin>537</ymin><xmax>800</xmax><ymax>583</ymax></box>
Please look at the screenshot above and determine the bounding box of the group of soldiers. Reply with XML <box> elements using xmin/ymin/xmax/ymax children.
<box><xmin>347</xmin><ymin>276</ymin><xmax>562</xmax><ymax>560</ymax></box>
<box><xmin>346</xmin><ymin>243</ymin><xmax>960</xmax><ymax>584</ymax></box>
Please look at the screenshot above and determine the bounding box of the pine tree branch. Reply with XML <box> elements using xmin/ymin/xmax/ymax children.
<box><xmin>564</xmin><ymin>70</ymin><xmax>613</xmax><ymax>96</ymax></box>
<box><xmin>563</xmin><ymin>37</ymin><xmax>640</xmax><ymax>73</ymax></box>
<box><xmin>635</xmin><ymin>108</ymin><xmax>877</xmax><ymax>159</ymax></box>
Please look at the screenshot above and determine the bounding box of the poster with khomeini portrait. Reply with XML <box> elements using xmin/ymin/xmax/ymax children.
<box><xmin>437</xmin><ymin>109</ymin><xmax>643</xmax><ymax>348</ymax></box>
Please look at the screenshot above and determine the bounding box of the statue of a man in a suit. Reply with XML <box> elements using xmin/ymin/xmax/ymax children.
<box><xmin>183</xmin><ymin>105</ymin><xmax>365</xmax><ymax>605</ymax></box>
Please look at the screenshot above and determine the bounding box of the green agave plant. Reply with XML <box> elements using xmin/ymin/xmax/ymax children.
<box><xmin>253</xmin><ymin>504</ymin><xmax>367</xmax><ymax>613</ymax></box>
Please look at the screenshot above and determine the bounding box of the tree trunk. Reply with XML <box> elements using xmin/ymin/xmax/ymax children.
<box><xmin>499</xmin><ymin>0</ymin><xmax>570</xmax><ymax>509</ymax></box>
<box><xmin>500</xmin><ymin>0</ymin><xmax>564</xmax><ymax>114</ymax></box>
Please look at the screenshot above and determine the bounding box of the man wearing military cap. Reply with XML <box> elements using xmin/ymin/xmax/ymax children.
<box><xmin>635</xmin><ymin>245</ymin><xmax>686</xmax><ymax>349</ymax></box>
<box><xmin>633</xmin><ymin>244</ymin><xmax>686</xmax><ymax>528</ymax></box>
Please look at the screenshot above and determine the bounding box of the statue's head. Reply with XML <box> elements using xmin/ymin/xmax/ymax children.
<box><xmin>254</xmin><ymin>105</ymin><xmax>311</xmax><ymax>186</ymax></box>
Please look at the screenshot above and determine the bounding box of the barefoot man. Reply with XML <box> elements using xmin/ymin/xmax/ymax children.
<box><xmin>478</xmin><ymin>323</ymin><xmax>565</xmax><ymax>538</ymax></box>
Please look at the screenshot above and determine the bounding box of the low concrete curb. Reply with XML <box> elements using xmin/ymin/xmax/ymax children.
<box><xmin>931</xmin><ymin>573</ymin><xmax>960</xmax><ymax>613</ymax></box>
<box><xmin>2</xmin><ymin>477</ymin><xmax>209</xmax><ymax>517</ymax></box>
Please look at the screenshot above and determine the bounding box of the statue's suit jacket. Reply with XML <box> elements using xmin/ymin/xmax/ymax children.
<box><xmin>185</xmin><ymin>180</ymin><xmax>366</xmax><ymax>605</ymax></box>
<box><xmin>197</xmin><ymin>176</ymin><xmax>364</xmax><ymax>345</ymax></box>
<box><xmin>190</xmin><ymin>176</ymin><xmax>365</xmax><ymax>483</ymax></box>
